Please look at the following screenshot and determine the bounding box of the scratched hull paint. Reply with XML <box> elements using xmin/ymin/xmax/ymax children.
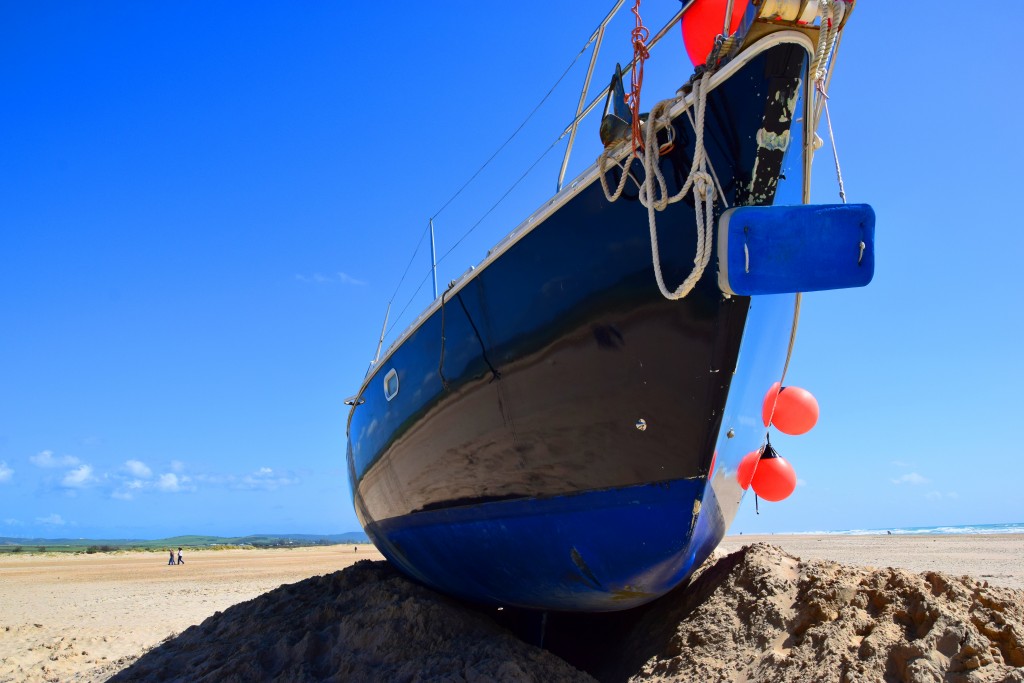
<box><xmin>347</xmin><ymin>41</ymin><xmax>810</xmax><ymax>612</ymax></box>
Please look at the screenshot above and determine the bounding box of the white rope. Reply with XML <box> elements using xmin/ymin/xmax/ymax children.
<box><xmin>810</xmin><ymin>0</ymin><xmax>845</xmax><ymax>88</ymax></box>
<box><xmin>597</xmin><ymin>2</ymin><xmax>848</xmax><ymax>301</ymax></box>
<box><xmin>597</xmin><ymin>148</ymin><xmax>640</xmax><ymax>202</ymax></box>
<box><xmin>811</xmin><ymin>0</ymin><xmax>849</xmax><ymax>203</ymax></box>
<box><xmin>637</xmin><ymin>72</ymin><xmax>712</xmax><ymax>212</ymax></box>
<box><xmin>598</xmin><ymin>70</ymin><xmax>716</xmax><ymax>301</ymax></box>
<box><xmin>686</xmin><ymin>105</ymin><xmax>729</xmax><ymax>209</ymax></box>
<box><xmin>644</xmin><ymin>73</ymin><xmax>717</xmax><ymax>299</ymax></box>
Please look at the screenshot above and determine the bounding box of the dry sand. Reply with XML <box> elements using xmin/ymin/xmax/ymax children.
<box><xmin>0</xmin><ymin>544</ymin><xmax>383</xmax><ymax>682</ymax></box>
<box><xmin>717</xmin><ymin>534</ymin><xmax>1024</xmax><ymax>591</ymax></box>
<box><xmin>1</xmin><ymin>535</ymin><xmax>1022</xmax><ymax>682</ymax></box>
<box><xmin>588</xmin><ymin>542</ymin><xmax>1024</xmax><ymax>683</ymax></box>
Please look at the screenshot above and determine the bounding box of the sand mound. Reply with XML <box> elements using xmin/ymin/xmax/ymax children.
<box><xmin>106</xmin><ymin>559</ymin><xmax>591</xmax><ymax>682</ymax></box>
<box><xmin>108</xmin><ymin>544</ymin><xmax>1024</xmax><ymax>682</ymax></box>
<box><xmin>595</xmin><ymin>543</ymin><xmax>1024</xmax><ymax>683</ymax></box>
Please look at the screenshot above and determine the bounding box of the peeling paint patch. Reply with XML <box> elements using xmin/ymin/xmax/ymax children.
<box><xmin>755</xmin><ymin>128</ymin><xmax>791</xmax><ymax>151</ymax></box>
<box><xmin>779</xmin><ymin>80</ymin><xmax>802</xmax><ymax>123</ymax></box>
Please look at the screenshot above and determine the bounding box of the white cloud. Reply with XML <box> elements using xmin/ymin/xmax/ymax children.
<box><xmin>4</xmin><ymin>518</ymin><xmax>24</xmax><ymax>527</ymax></box>
<box><xmin>295</xmin><ymin>272</ymin><xmax>366</xmax><ymax>286</ymax></box>
<box><xmin>926</xmin><ymin>491</ymin><xmax>960</xmax><ymax>500</ymax></box>
<box><xmin>30</xmin><ymin>450</ymin><xmax>80</xmax><ymax>468</ymax></box>
<box><xmin>110</xmin><ymin>464</ymin><xmax>196</xmax><ymax>498</ymax></box>
<box><xmin>0</xmin><ymin>461</ymin><xmax>12</xmax><ymax>482</ymax></box>
<box><xmin>111</xmin><ymin>463</ymin><xmax>301</xmax><ymax>495</ymax></box>
<box><xmin>36</xmin><ymin>513</ymin><xmax>66</xmax><ymax>526</ymax></box>
<box><xmin>124</xmin><ymin>460</ymin><xmax>152</xmax><ymax>478</ymax></box>
<box><xmin>157</xmin><ymin>473</ymin><xmax>181</xmax><ymax>491</ymax></box>
<box><xmin>891</xmin><ymin>472</ymin><xmax>929</xmax><ymax>485</ymax></box>
<box><xmin>295</xmin><ymin>273</ymin><xmax>330</xmax><ymax>284</ymax></box>
<box><xmin>111</xmin><ymin>478</ymin><xmax>151</xmax><ymax>501</ymax></box>
<box><xmin>192</xmin><ymin>473</ymin><xmax>230</xmax><ymax>485</ymax></box>
<box><xmin>338</xmin><ymin>272</ymin><xmax>366</xmax><ymax>286</ymax></box>
<box><xmin>61</xmin><ymin>465</ymin><xmax>97</xmax><ymax>488</ymax></box>
<box><xmin>238</xmin><ymin>467</ymin><xmax>298</xmax><ymax>491</ymax></box>
<box><xmin>156</xmin><ymin>473</ymin><xmax>194</xmax><ymax>492</ymax></box>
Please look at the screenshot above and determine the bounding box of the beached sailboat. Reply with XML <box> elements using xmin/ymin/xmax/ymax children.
<box><xmin>345</xmin><ymin>0</ymin><xmax>873</xmax><ymax>612</ymax></box>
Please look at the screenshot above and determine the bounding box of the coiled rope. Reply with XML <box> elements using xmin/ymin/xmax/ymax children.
<box><xmin>599</xmin><ymin>1</ymin><xmax>850</xmax><ymax>302</ymax></box>
<box><xmin>810</xmin><ymin>0</ymin><xmax>845</xmax><ymax>86</ymax></box>
<box><xmin>641</xmin><ymin>73</ymin><xmax>716</xmax><ymax>300</ymax></box>
<box><xmin>598</xmin><ymin>68</ymin><xmax>716</xmax><ymax>301</ymax></box>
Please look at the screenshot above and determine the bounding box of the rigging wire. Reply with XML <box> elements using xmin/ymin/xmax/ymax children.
<box><xmin>380</xmin><ymin>20</ymin><xmax>613</xmax><ymax>341</ymax></box>
<box><xmin>429</xmin><ymin>32</ymin><xmax>599</xmax><ymax>224</ymax></box>
<box><xmin>385</xmin><ymin>266</ymin><xmax>435</xmax><ymax>339</ymax></box>
<box><xmin>380</xmin><ymin>2</ymin><xmax>682</xmax><ymax>347</ymax></box>
<box><xmin>436</xmin><ymin>136</ymin><xmax>564</xmax><ymax>268</ymax></box>
<box><xmin>386</xmin><ymin>222</ymin><xmax>431</xmax><ymax>305</ymax></box>
<box><xmin>383</xmin><ymin>133</ymin><xmax>565</xmax><ymax>340</ymax></box>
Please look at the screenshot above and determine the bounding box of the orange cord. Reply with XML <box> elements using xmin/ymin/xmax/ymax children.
<box><xmin>627</xmin><ymin>0</ymin><xmax>650</xmax><ymax>155</ymax></box>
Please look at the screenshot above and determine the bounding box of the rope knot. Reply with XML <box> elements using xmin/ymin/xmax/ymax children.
<box><xmin>694</xmin><ymin>171</ymin><xmax>714</xmax><ymax>200</ymax></box>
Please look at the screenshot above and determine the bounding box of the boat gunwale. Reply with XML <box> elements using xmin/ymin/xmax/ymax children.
<box><xmin>349</xmin><ymin>30</ymin><xmax>816</xmax><ymax>409</ymax></box>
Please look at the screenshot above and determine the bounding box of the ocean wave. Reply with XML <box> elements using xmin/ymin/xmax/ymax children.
<box><xmin>789</xmin><ymin>522</ymin><xmax>1024</xmax><ymax>536</ymax></box>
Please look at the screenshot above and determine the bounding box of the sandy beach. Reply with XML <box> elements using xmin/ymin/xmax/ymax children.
<box><xmin>1</xmin><ymin>535</ymin><xmax>1021</xmax><ymax>682</ymax></box>
<box><xmin>0</xmin><ymin>544</ymin><xmax>384</xmax><ymax>682</ymax></box>
<box><xmin>717</xmin><ymin>533</ymin><xmax>1024</xmax><ymax>590</ymax></box>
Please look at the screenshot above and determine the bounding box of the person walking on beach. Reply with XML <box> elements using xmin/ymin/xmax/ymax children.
<box><xmin>168</xmin><ymin>549</ymin><xmax>175</xmax><ymax>565</ymax></box>
<box><xmin>177</xmin><ymin>548</ymin><xmax>184</xmax><ymax>565</ymax></box>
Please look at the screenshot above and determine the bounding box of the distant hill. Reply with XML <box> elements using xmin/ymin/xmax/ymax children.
<box><xmin>0</xmin><ymin>531</ymin><xmax>370</xmax><ymax>550</ymax></box>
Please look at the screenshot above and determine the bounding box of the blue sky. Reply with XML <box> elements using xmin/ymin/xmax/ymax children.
<box><xmin>2</xmin><ymin>1</ymin><xmax>1022</xmax><ymax>539</ymax></box>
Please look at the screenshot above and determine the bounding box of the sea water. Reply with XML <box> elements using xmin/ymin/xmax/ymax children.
<box><xmin>794</xmin><ymin>522</ymin><xmax>1024</xmax><ymax>536</ymax></box>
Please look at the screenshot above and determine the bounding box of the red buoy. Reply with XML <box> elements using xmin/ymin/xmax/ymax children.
<box><xmin>750</xmin><ymin>446</ymin><xmax>797</xmax><ymax>502</ymax></box>
<box><xmin>762</xmin><ymin>382</ymin><xmax>819</xmax><ymax>435</ymax></box>
<box><xmin>681</xmin><ymin>0</ymin><xmax>747</xmax><ymax>67</ymax></box>
<box><xmin>736</xmin><ymin>448</ymin><xmax>760</xmax><ymax>490</ymax></box>
<box><xmin>771</xmin><ymin>386</ymin><xmax>819</xmax><ymax>435</ymax></box>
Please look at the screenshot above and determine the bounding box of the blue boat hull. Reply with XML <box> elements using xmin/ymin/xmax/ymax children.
<box><xmin>347</xmin><ymin>38</ymin><xmax>813</xmax><ymax>611</ymax></box>
<box><xmin>357</xmin><ymin>289</ymin><xmax>795</xmax><ymax>611</ymax></box>
<box><xmin>366</xmin><ymin>479</ymin><xmax>717</xmax><ymax>612</ymax></box>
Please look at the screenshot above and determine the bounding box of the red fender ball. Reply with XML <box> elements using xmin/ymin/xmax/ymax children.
<box><xmin>736</xmin><ymin>449</ymin><xmax>761</xmax><ymax>490</ymax></box>
<box><xmin>681</xmin><ymin>0</ymin><xmax>747</xmax><ymax>67</ymax></box>
<box><xmin>750</xmin><ymin>453</ymin><xmax>797</xmax><ymax>502</ymax></box>
<box><xmin>771</xmin><ymin>386</ymin><xmax>819</xmax><ymax>435</ymax></box>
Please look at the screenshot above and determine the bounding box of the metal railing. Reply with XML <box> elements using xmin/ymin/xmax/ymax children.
<box><xmin>555</xmin><ymin>0</ymin><xmax>700</xmax><ymax>191</ymax></box>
